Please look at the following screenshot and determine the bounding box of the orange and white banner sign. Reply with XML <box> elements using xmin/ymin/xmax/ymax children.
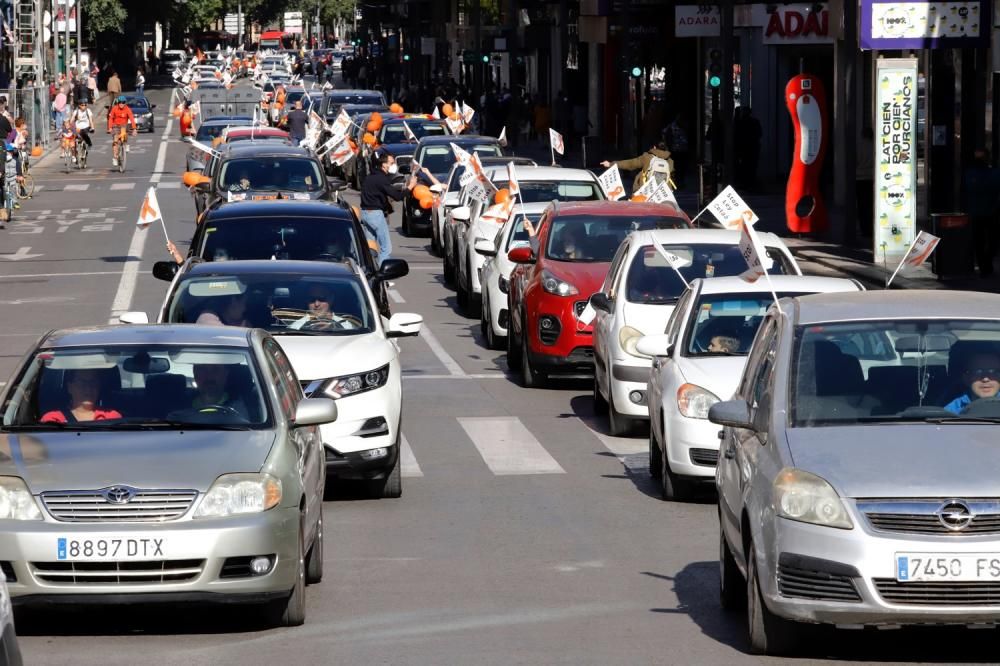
<box><xmin>446</xmin><ymin>116</ymin><xmax>465</xmax><ymax>134</ymax></box>
<box><xmin>137</xmin><ymin>187</ymin><xmax>162</xmax><ymax>228</ymax></box>
<box><xmin>507</xmin><ymin>162</ymin><xmax>520</xmax><ymax>198</ymax></box>
<box><xmin>549</xmin><ymin>128</ymin><xmax>564</xmax><ymax>155</ymax></box>
<box><xmin>902</xmin><ymin>231</ymin><xmax>940</xmax><ymax>268</ymax></box>
<box><xmin>330</xmin><ymin>109</ymin><xmax>352</xmax><ymax>137</ymax></box>
<box><xmin>597</xmin><ymin>164</ymin><xmax>626</xmax><ymax>201</ymax></box>
<box><xmin>329</xmin><ymin>139</ymin><xmax>355</xmax><ymax>166</ymax></box>
<box><xmin>498</xmin><ymin>126</ymin><xmax>508</xmax><ymax>147</ymax></box>
<box><xmin>738</xmin><ymin>220</ymin><xmax>774</xmax><ymax>283</ymax></box>
<box><xmin>462</xmin><ymin>103</ymin><xmax>476</xmax><ymax>124</ymax></box>
<box><xmin>481</xmin><ymin>198</ymin><xmax>515</xmax><ymax>225</ymax></box>
<box><xmin>708</xmin><ymin>186</ymin><xmax>758</xmax><ymax>229</ymax></box>
<box><xmin>451</xmin><ymin>143</ymin><xmax>472</xmax><ymax>167</ymax></box>
<box><xmin>648</xmin><ymin>180</ymin><xmax>678</xmax><ymax>206</ymax></box>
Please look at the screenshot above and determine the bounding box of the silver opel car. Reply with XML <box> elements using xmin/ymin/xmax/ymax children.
<box><xmin>0</xmin><ymin>325</ymin><xmax>335</xmax><ymax>626</ymax></box>
<box><xmin>711</xmin><ymin>290</ymin><xmax>1000</xmax><ymax>655</ymax></box>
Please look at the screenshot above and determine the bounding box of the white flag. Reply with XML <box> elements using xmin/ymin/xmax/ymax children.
<box><xmin>137</xmin><ymin>187</ymin><xmax>162</xmax><ymax>229</ymax></box>
<box><xmin>451</xmin><ymin>143</ymin><xmax>472</xmax><ymax>167</ymax></box>
<box><xmin>648</xmin><ymin>180</ymin><xmax>678</xmax><ymax>206</ymax></box>
<box><xmin>466</xmin><ymin>180</ymin><xmax>490</xmax><ymax>207</ymax></box>
<box><xmin>480</xmin><ymin>199</ymin><xmax>515</xmax><ymax>225</ymax></box>
<box><xmin>330</xmin><ymin>109</ymin><xmax>352</xmax><ymax>137</ymax></box>
<box><xmin>462</xmin><ymin>103</ymin><xmax>476</xmax><ymax>124</ymax></box>
<box><xmin>633</xmin><ymin>178</ymin><xmax>657</xmax><ymax>200</ymax></box>
<box><xmin>187</xmin><ymin>138</ymin><xmax>218</xmax><ymax>159</ymax></box>
<box><xmin>577</xmin><ymin>302</ymin><xmax>597</xmax><ymax>327</ymax></box>
<box><xmin>432</xmin><ymin>105</ymin><xmax>440</xmax><ymax>119</ymax></box>
<box><xmin>507</xmin><ymin>162</ymin><xmax>520</xmax><ymax>198</ymax></box>
<box><xmin>738</xmin><ymin>220</ymin><xmax>774</xmax><ymax>283</ymax></box>
<box><xmin>190</xmin><ymin>100</ymin><xmax>201</xmax><ymax>117</ymax></box>
<box><xmin>403</xmin><ymin>121</ymin><xmax>417</xmax><ymax>142</ymax></box>
<box><xmin>549</xmin><ymin>128</ymin><xmax>564</xmax><ymax>155</ymax></box>
<box><xmin>708</xmin><ymin>185</ymin><xmax>759</xmax><ymax>229</ymax></box>
<box><xmin>446</xmin><ymin>116</ymin><xmax>465</xmax><ymax>134</ymax></box>
<box><xmin>597</xmin><ymin>164</ymin><xmax>626</xmax><ymax>201</ymax></box>
<box><xmin>498</xmin><ymin>126</ymin><xmax>508</xmax><ymax>147</ymax></box>
<box><xmin>901</xmin><ymin>230</ymin><xmax>941</xmax><ymax>269</ymax></box>
<box><xmin>328</xmin><ymin>139</ymin><xmax>355</xmax><ymax>166</ymax></box>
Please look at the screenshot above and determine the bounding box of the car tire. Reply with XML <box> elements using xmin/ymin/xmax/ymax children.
<box><xmin>271</xmin><ymin>519</ymin><xmax>306</xmax><ymax>627</ymax></box>
<box><xmin>483</xmin><ymin>293</ymin><xmax>502</xmax><ymax>350</ymax></box>
<box><xmin>305</xmin><ymin>506</ymin><xmax>324</xmax><ymax>584</ymax></box>
<box><xmin>608</xmin><ymin>390</ymin><xmax>635</xmax><ymax>437</ymax></box>
<box><xmin>747</xmin><ymin>542</ymin><xmax>798</xmax><ymax>655</ymax></box>
<box><xmin>520</xmin><ymin>329</ymin><xmax>547</xmax><ymax>388</ymax></box>
<box><xmin>660</xmin><ymin>442</ymin><xmax>693</xmax><ymax>501</ymax></box>
<box><xmin>719</xmin><ymin>526</ymin><xmax>744</xmax><ymax>611</ymax></box>
<box><xmin>443</xmin><ymin>244</ymin><xmax>455</xmax><ymax>286</ymax></box>
<box><xmin>592</xmin><ymin>373</ymin><xmax>609</xmax><ymax>415</ymax></box>
<box><xmin>648</xmin><ymin>424</ymin><xmax>662</xmax><ymax>479</ymax></box>
<box><xmin>431</xmin><ymin>219</ymin><xmax>442</xmax><ymax>256</ymax></box>
<box><xmin>506</xmin><ymin>317</ymin><xmax>523</xmax><ymax>371</ymax></box>
<box><xmin>368</xmin><ymin>446</ymin><xmax>402</xmax><ymax>499</ymax></box>
<box><xmin>456</xmin><ymin>266</ymin><xmax>470</xmax><ymax>312</ymax></box>
<box><xmin>401</xmin><ymin>208</ymin><xmax>411</xmax><ymax>237</ymax></box>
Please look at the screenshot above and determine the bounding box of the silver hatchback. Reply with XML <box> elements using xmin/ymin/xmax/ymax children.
<box><xmin>0</xmin><ymin>325</ymin><xmax>335</xmax><ymax>626</ymax></box>
<box><xmin>712</xmin><ymin>291</ymin><xmax>1000</xmax><ymax>654</ymax></box>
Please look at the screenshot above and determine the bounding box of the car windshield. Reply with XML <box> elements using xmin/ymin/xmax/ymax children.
<box><xmin>491</xmin><ymin>180</ymin><xmax>603</xmax><ymax>203</ymax></box>
<box><xmin>380</xmin><ymin>121</ymin><xmax>447</xmax><ymax>143</ymax></box>
<box><xmin>625</xmin><ymin>244</ymin><xmax>793</xmax><ymax>302</ymax></box>
<box><xmin>419</xmin><ymin>144</ymin><xmax>502</xmax><ymax>175</ymax></box>
<box><xmin>325</xmin><ymin>93</ymin><xmax>385</xmax><ymax>117</ymax></box>
<box><xmin>0</xmin><ymin>346</ymin><xmax>270</xmax><ymax>430</ymax></box>
<box><xmin>792</xmin><ymin>320</ymin><xmax>1000</xmax><ymax>426</ymax></box>
<box><xmin>684</xmin><ymin>292</ymin><xmax>810</xmax><ymax>357</ymax></box>
<box><xmin>127</xmin><ymin>99</ymin><xmax>149</xmax><ymax>111</ymax></box>
<box><xmin>169</xmin><ymin>274</ymin><xmax>374</xmax><ymax>335</ymax></box>
<box><xmin>506</xmin><ymin>213</ymin><xmax>543</xmax><ymax>251</ymax></box>
<box><xmin>195</xmin><ymin>123</ymin><xmax>236</xmax><ymax>142</ymax></box>
<box><xmin>219</xmin><ymin>157</ymin><xmax>323</xmax><ymax>192</ymax></box>
<box><xmin>546</xmin><ymin>218</ymin><xmax>692</xmax><ymax>263</ymax></box>
<box><xmin>200</xmin><ymin>217</ymin><xmax>362</xmax><ymax>264</ymax></box>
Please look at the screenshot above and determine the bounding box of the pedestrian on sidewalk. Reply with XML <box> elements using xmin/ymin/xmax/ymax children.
<box><xmin>359</xmin><ymin>151</ymin><xmax>434</xmax><ymax>266</ymax></box>
<box><xmin>600</xmin><ymin>140</ymin><xmax>674</xmax><ymax>192</ymax></box>
<box><xmin>962</xmin><ymin>148</ymin><xmax>1000</xmax><ymax>277</ymax></box>
<box><xmin>53</xmin><ymin>86</ymin><xmax>68</xmax><ymax>133</ymax></box>
<box><xmin>105</xmin><ymin>69</ymin><xmax>122</xmax><ymax>111</ymax></box>
<box><xmin>135</xmin><ymin>69</ymin><xmax>145</xmax><ymax>95</ymax></box>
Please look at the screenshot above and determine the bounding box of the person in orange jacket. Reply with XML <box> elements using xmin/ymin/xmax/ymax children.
<box><xmin>179</xmin><ymin>101</ymin><xmax>195</xmax><ymax>138</ymax></box>
<box><xmin>106</xmin><ymin>95</ymin><xmax>136</xmax><ymax>168</ymax></box>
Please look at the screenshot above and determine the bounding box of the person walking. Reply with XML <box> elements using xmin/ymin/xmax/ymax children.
<box><xmin>360</xmin><ymin>151</ymin><xmax>430</xmax><ymax>266</ymax></box>
<box><xmin>105</xmin><ymin>69</ymin><xmax>122</xmax><ymax>110</ymax></box>
<box><xmin>53</xmin><ymin>85</ymin><xmax>68</xmax><ymax>135</ymax></box>
<box><xmin>600</xmin><ymin>140</ymin><xmax>674</xmax><ymax>192</ymax></box>
<box><xmin>962</xmin><ymin>148</ymin><xmax>1000</xmax><ymax>277</ymax></box>
<box><xmin>135</xmin><ymin>68</ymin><xmax>145</xmax><ymax>95</ymax></box>
<box><xmin>284</xmin><ymin>99</ymin><xmax>308</xmax><ymax>146</ymax></box>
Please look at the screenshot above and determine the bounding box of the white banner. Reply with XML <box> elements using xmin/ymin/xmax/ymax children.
<box><xmin>738</xmin><ymin>221</ymin><xmax>774</xmax><ymax>283</ymax></box>
<box><xmin>648</xmin><ymin>180</ymin><xmax>678</xmax><ymax>206</ymax></box>
<box><xmin>507</xmin><ymin>162</ymin><xmax>520</xmax><ymax>198</ymax></box>
<box><xmin>597</xmin><ymin>164</ymin><xmax>626</xmax><ymax>200</ymax></box>
<box><xmin>874</xmin><ymin>58</ymin><xmax>918</xmax><ymax>261</ymax></box>
<box><xmin>549</xmin><ymin>128</ymin><xmax>564</xmax><ymax>155</ymax></box>
<box><xmin>707</xmin><ymin>185</ymin><xmax>759</xmax><ymax>229</ymax></box>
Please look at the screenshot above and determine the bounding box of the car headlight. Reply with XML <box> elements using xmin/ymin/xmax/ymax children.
<box><xmin>540</xmin><ymin>269</ymin><xmax>578</xmax><ymax>296</ymax></box>
<box><xmin>193</xmin><ymin>473</ymin><xmax>282</xmax><ymax>518</ymax></box>
<box><xmin>498</xmin><ymin>275</ymin><xmax>509</xmax><ymax>294</ymax></box>
<box><xmin>0</xmin><ymin>476</ymin><xmax>42</xmax><ymax>520</ymax></box>
<box><xmin>619</xmin><ymin>326</ymin><xmax>646</xmax><ymax>357</ymax></box>
<box><xmin>322</xmin><ymin>364</ymin><xmax>390</xmax><ymax>399</ymax></box>
<box><xmin>773</xmin><ymin>468</ymin><xmax>853</xmax><ymax>530</ymax></box>
<box><xmin>676</xmin><ymin>383</ymin><xmax>720</xmax><ymax>419</ymax></box>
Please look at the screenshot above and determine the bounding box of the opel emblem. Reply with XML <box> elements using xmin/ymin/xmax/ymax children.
<box><xmin>936</xmin><ymin>500</ymin><xmax>973</xmax><ymax>531</ymax></box>
<box><xmin>103</xmin><ymin>486</ymin><xmax>135</xmax><ymax>505</ymax></box>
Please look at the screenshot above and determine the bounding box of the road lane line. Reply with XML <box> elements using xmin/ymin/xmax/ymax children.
<box><xmin>419</xmin><ymin>324</ymin><xmax>466</xmax><ymax>376</ymax></box>
<box><xmin>580</xmin><ymin>416</ymin><xmax>647</xmax><ymax>456</ymax></box>
<box><xmin>402</xmin><ymin>373</ymin><xmax>505</xmax><ymax>380</ymax></box>
<box><xmin>148</xmin><ymin>119</ymin><xmax>174</xmax><ymax>185</ymax></box>
<box><xmin>387</xmin><ymin>288</ymin><xmax>405</xmax><ymax>303</ymax></box>
<box><xmin>0</xmin><ymin>271</ymin><xmax>119</xmax><ymax>278</ymax></box>
<box><xmin>157</xmin><ymin>181</ymin><xmax>181</xmax><ymax>189</ymax></box>
<box><xmin>400</xmin><ymin>435</ymin><xmax>423</xmax><ymax>477</ymax></box>
<box><xmin>459</xmin><ymin>416</ymin><xmax>565</xmax><ymax>475</ymax></box>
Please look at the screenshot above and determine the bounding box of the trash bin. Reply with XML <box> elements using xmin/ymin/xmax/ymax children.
<box><xmin>930</xmin><ymin>213</ymin><xmax>975</xmax><ymax>279</ymax></box>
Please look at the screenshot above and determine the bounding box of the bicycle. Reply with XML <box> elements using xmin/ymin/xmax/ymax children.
<box><xmin>111</xmin><ymin>125</ymin><xmax>132</xmax><ymax>173</ymax></box>
<box><xmin>77</xmin><ymin>132</ymin><xmax>89</xmax><ymax>171</ymax></box>
<box><xmin>62</xmin><ymin>135</ymin><xmax>78</xmax><ymax>173</ymax></box>
<box><xmin>15</xmin><ymin>151</ymin><xmax>33</xmax><ymax>199</ymax></box>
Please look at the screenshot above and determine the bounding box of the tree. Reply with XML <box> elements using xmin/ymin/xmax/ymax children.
<box><xmin>82</xmin><ymin>0</ymin><xmax>127</xmax><ymax>40</ymax></box>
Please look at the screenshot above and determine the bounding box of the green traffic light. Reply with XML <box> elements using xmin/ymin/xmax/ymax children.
<box><xmin>631</xmin><ymin>67</ymin><xmax>641</xmax><ymax>77</ymax></box>
<box><xmin>403</xmin><ymin>54</ymin><xmax>411</xmax><ymax>61</ymax></box>
<box><xmin>482</xmin><ymin>55</ymin><xmax>489</xmax><ymax>63</ymax></box>
<box><xmin>709</xmin><ymin>75</ymin><xmax>722</xmax><ymax>88</ymax></box>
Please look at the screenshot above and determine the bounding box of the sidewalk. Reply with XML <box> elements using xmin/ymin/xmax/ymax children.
<box><xmin>507</xmin><ymin>136</ymin><xmax>1000</xmax><ymax>293</ymax></box>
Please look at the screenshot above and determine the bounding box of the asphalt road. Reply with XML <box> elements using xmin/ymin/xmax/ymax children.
<box><xmin>3</xmin><ymin>86</ymin><xmax>997</xmax><ymax>666</ymax></box>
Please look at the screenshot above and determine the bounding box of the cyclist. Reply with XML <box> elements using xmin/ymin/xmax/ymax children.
<box><xmin>71</xmin><ymin>100</ymin><xmax>95</xmax><ymax>154</ymax></box>
<box><xmin>106</xmin><ymin>95</ymin><xmax>137</xmax><ymax>168</ymax></box>
<box><xmin>59</xmin><ymin>119</ymin><xmax>76</xmax><ymax>160</ymax></box>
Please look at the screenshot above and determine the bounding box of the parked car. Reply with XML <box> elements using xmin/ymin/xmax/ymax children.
<box><xmin>711</xmin><ymin>290</ymin><xmax>1000</xmax><ymax>654</ymax></box>
<box><xmin>639</xmin><ymin>275</ymin><xmax>862</xmax><ymax>499</ymax></box>
<box><xmin>137</xmin><ymin>260</ymin><xmax>422</xmax><ymax>498</ymax></box>
<box><xmin>506</xmin><ymin>201</ymin><xmax>690</xmax><ymax>387</ymax></box>
<box><xmin>319</xmin><ymin>90</ymin><xmax>387</xmax><ymax>122</ymax></box>
<box><xmin>0</xmin><ymin>325</ymin><xmax>335</xmax><ymax>625</ymax></box>
<box><xmin>591</xmin><ymin>227</ymin><xmax>799</xmax><ymax>435</ymax></box>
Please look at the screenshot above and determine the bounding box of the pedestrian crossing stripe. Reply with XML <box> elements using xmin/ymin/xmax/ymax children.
<box><xmin>110</xmin><ymin>182</ymin><xmax>136</xmax><ymax>190</ymax></box>
<box><xmin>63</xmin><ymin>183</ymin><xmax>88</xmax><ymax>191</ymax></box>
<box><xmin>157</xmin><ymin>181</ymin><xmax>182</xmax><ymax>189</ymax></box>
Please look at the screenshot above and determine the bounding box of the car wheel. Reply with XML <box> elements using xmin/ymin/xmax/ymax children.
<box><xmin>747</xmin><ymin>542</ymin><xmax>798</xmax><ymax>655</ymax></box>
<box><xmin>431</xmin><ymin>219</ymin><xmax>441</xmax><ymax>255</ymax></box>
<box><xmin>506</xmin><ymin>316</ymin><xmax>523</xmax><ymax>371</ymax></box>
<box><xmin>443</xmin><ymin>244</ymin><xmax>455</xmax><ymax>286</ymax></box>
<box><xmin>480</xmin><ymin>290</ymin><xmax>489</xmax><ymax>337</ymax></box>
<box><xmin>305</xmin><ymin>505</ymin><xmax>324</xmax><ymax>584</ymax></box>
<box><xmin>368</xmin><ymin>446</ymin><xmax>402</xmax><ymax>498</ymax></box>
<box><xmin>270</xmin><ymin>519</ymin><xmax>306</xmax><ymax>627</ymax></box>
<box><xmin>608</xmin><ymin>390</ymin><xmax>635</xmax><ymax>437</ymax></box>
<box><xmin>660</xmin><ymin>440</ymin><xmax>693</xmax><ymax>501</ymax></box>
<box><xmin>456</xmin><ymin>266</ymin><xmax>469</xmax><ymax>312</ymax></box>
<box><xmin>719</xmin><ymin>525</ymin><xmax>744</xmax><ymax>611</ymax></box>
<box><xmin>648</xmin><ymin>424</ymin><xmax>662</xmax><ymax>479</ymax></box>
<box><xmin>521</xmin><ymin>329</ymin><xmax>547</xmax><ymax>388</ymax></box>
<box><xmin>483</xmin><ymin>293</ymin><xmax>502</xmax><ymax>350</ymax></box>
<box><xmin>401</xmin><ymin>208</ymin><xmax>411</xmax><ymax>237</ymax></box>
<box><xmin>592</xmin><ymin>372</ymin><xmax>609</xmax><ymax>415</ymax></box>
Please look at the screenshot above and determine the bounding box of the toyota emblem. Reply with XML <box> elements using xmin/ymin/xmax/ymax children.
<box><xmin>936</xmin><ymin>500</ymin><xmax>973</xmax><ymax>531</ymax></box>
<box><xmin>102</xmin><ymin>486</ymin><xmax>135</xmax><ymax>505</ymax></box>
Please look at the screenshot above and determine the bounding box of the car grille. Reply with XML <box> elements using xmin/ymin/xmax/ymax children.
<box><xmin>858</xmin><ymin>500</ymin><xmax>1000</xmax><ymax>536</ymax></box>
<box><xmin>41</xmin><ymin>489</ymin><xmax>198</xmax><ymax>523</ymax></box>
<box><xmin>689</xmin><ymin>448</ymin><xmax>720</xmax><ymax>467</ymax></box>
<box><xmin>29</xmin><ymin>560</ymin><xmax>204</xmax><ymax>585</ymax></box>
<box><xmin>566</xmin><ymin>346</ymin><xmax>594</xmax><ymax>363</ymax></box>
<box><xmin>873</xmin><ymin>579</ymin><xmax>1000</xmax><ymax>606</ymax></box>
<box><xmin>574</xmin><ymin>301</ymin><xmax>588</xmax><ymax>318</ymax></box>
<box><xmin>777</xmin><ymin>563</ymin><xmax>862</xmax><ymax>602</ymax></box>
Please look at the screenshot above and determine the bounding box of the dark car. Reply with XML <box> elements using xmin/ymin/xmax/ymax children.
<box><xmin>125</xmin><ymin>95</ymin><xmax>156</xmax><ymax>133</ymax></box>
<box><xmin>185</xmin><ymin>116</ymin><xmax>254</xmax><ymax>172</ymax></box>
<box><xmin>353</xmin><ymin>115</ymin><xmax>450</xmax><ymax>189</ymax></box>
<box><xmin>402</xmin><ymin>135</ymin><xmax>503</xmax><ymax>236</ymax></box>
<box><xmin>319</xmin><ymin>90</ymin><xmax>387</xmax><ymax>122</ymax></box>
<box><xmin>163</xmin><ymin>200</ymin><xmax>399</xmax><ymax>316</ymax></box>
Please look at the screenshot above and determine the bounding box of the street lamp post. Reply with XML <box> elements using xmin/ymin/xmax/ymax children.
<box><xmin>237</xmin><ymin>0</ymin><xmax>242</xmax><ymax>48</ymax></box>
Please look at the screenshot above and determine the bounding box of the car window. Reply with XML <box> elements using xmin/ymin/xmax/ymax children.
<box><xmin>200</xmin><ymin>217</ymin><xmax>362</xmax><ymax>264</ymax></box>
<box><xmin>545</xmin><ymin>218</ymin><xmax>691</xmax><ymax>263</ymax></box>
<box><xmin>603</xmin><ymin>242</ymin><xmax>630</xmax><ymax>299</ymax></box>
<box><xmin>683</xmin><ymin>292</ymin><xmax>810</xmax><ymax>357</ymax></box>
<box><xmin>0</xmin><ymin>346</ymin><xmax>271</xmax><ymax>428</ymax></box>
<box><xmin>665</xmin><ymin>288</ymin><xmax>694</xmax><ymax>340</ymax></box>
<box><xmin>505</xmin><ymin>213</ymin><xmax>543</xmax><ymax>251</ymax></box>
<box><xmin>262</xmin><ymin>338</ymin><xmax>302</xmax><ymax>419</ymax></box>
<box><xmin>491</xmin><ymin>180</ymin><xmax>604</xmax><ymax>203</ymax></box>
<box><xmin>739</xmin><ymin>317</ymin><xmax>776</xmax><ymax>398</ymax></box>
<box><xmin>219</xmin><ymin>157</ymin><xmax>323</xmax><ymax>193</ymax></box>
<box><xmin>380</xmin><ymin>122</ymin><xmax>447</xmax><ymax>143</ymax></box>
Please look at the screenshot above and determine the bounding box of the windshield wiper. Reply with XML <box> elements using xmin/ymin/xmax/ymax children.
<box><xmin>1</xmin><ymin>422</ymin><xmax>72</xmax><ymax>431</ymax></box>
<box><xmin>923</xmin><ymin>416</ymin><xmax>1000</xmax><ymax>425</ymax></box>
<box><xmin>270</xmin><ymin>329</ymin><xmax>328</xmax><ymax>336</ymax></box>
<box><xmin>97</xmin><ymin>419</ymin><xmax>252</xmax><ymax>431</ymax></box>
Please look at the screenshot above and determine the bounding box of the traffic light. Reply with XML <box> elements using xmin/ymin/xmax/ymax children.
<box><xmin>630</xmin><ymin>66</ymin><xmax>642</xmax><ymax>78</ymax></box>
<box><xmin>708</xmin><ymin>49</ymin><xmax>722</xmax><ymax>88</ymax></box>
<box><xmin>403</xmin><ymin>54</ymin><xmax>411</xmax><ymax>61</ymax></box>
<box><xmin>482</xmin><ymin>54</ymin><xmax>489</xmax><ymax>63</ymax></box>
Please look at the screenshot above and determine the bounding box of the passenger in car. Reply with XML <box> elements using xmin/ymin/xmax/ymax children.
<box><xmin>708</xmin><ymin>334</ymin><xmax>740</xmax><ymax>353</ymax></box>
<box><xmin>40</xmin><ymin>369</ymin><xmax>122</xmax><ymax>423</ymax></box>
<box><xmin>943</xmin><ymin>352</ymin><xmax>1000</xmax><ymax>414</ymax></box>
<box><xmin>196</xmin><ymin>293</ymin><xmax>250</xmax><ymax>326</ymax></box>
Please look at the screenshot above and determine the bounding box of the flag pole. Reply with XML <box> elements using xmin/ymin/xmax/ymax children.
<box><xmin>885</xmin><ymin>239</ymin><xmax>915</xmax><ymax>289</ymax></box>
<box><xmin>761</xmin><ymin>269</ymin><xmax>783</xmax><ymax>316</ymax></box>
<box><xmin>652</xmin><ymin>240</ymin><xmax>690</xmax><ymax>289</ymax></box>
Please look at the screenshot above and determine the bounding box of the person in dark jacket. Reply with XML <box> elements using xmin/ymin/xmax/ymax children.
<box><xmin>963</xmin><ymin>148</ymin><xmax>1000</xmax><ymax>276</ymax></box>
<box><xmin>360</xmin><ymin>151</ymin><xmax>438</xmax><ymax>265</ymax></box>
<box><xmin>284</xmin><ymin>99</ymin><xmax>308</xmax><ymax>145</ymax></box>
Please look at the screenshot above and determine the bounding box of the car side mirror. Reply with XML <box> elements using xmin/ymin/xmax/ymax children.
<box><xmin>293</xmin><ymin>397</ymin><xmax>338</xmax><ymax>427</ymax></box>
<box><xmin>183</xmin><ymin>171</ymin><xmax>209</xmax><ymax>187</ymax></box>
<box><xmin>507</xmin><ymin>245</ymin><xmax>534</xmax><ymax>264</ymax></box>
<box><xmin>708</xmin><ymin>400</ymin><xmax>753</xmax><ymax>430</ymax></box>
<box><xmin>589</xmin><ymin>292</ymin><xmax>612</xmax><ymax>313</ymax></box>
<box><xmin>328</xmin><ymin>177</ymin><xmax>348</xmax><ymax>191</ymax></box>
<box><xmin>386</xmin><ymin>312</ymin><xmax>423</xmax><ymax>338</ymax></box>
<box><xmin>450</xmin><ymin>205</ymin><xmax>471</xmax><ymax>223</ymax></box>
<box><xmin>152</xmin><ymin>260</ymin><xmax>179</xmax><ymax>281</ymax></box>
<box><xmin>474</xmin><ymin>238</ymin><xmax>496</xmax><ymax>257</ymax></box>
<box><xmin>635</xmin><ymin>334</ymin><xmax>672</xmax><ymax>358</ymax></box>
<box><xmin>118</xmin><ymin>311</ymin><xmax>149</xmax><ymax>325</ymax></box>
<box><xmin>377</xmin><ymin>258</ymin><xmax>409</xmax><ymax>281</ymax></box>
<box><xmin>150</xmin><ymin>104</ymin><xmax>157</xmax><ymax>109</ymax></box>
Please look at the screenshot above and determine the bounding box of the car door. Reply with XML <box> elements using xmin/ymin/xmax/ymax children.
<box><xmin>593</xmin><ymin>242</ymin><xmax>630</xmax><ymax>390</ymax></box>
<box><xmin>650</xmin><ymin>286</ymin><xmax>695</xmax><ymax>438</ymax></box>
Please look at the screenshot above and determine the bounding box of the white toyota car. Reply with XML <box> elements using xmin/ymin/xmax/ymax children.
<box><xmin>636</xmin><ymin>275</ymin><xmax>863</xmax><ymax>500</ymax></box>
<box><xmin>590</xmin><ymin>228</ymin><xmax>802</xmax><ymax>436</ymax></box>
<box><xmin>122</xmin><ymin>259</ymin><xmax>422</xmax><ymax>499</ymax></box>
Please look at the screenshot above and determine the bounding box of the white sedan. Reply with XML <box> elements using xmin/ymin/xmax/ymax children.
<box><xmin>591</xmin><ymin>228</ymin><xmax>803</xmax><ymax>436</ymax></box>
<box><xmin>636</xmin><ymin>275</ymin><xmax>863</xmax><ymax>500</ymax></box>
<box><xmin>475</xmin><ymin>202</ymin><xmax>549</xmax><ymax>349</ymax></box>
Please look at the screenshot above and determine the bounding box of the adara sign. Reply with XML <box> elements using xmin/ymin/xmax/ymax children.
<box><xmin>762</xmin><ymin>5</ymin><xmax>834</xmax><ymax>44</ymax></box>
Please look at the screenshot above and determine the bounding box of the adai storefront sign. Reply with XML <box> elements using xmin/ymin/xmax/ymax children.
<box><xmin>762</xmin><ymin>5</ymin><xmax>833</xmax><ymax>44</ymax></box>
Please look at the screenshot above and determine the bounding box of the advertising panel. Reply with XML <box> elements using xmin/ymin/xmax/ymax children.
<box><xmin>861</xmin><ymin>0</ymin><xmax>990</xmax><ymax>49</ymax></box>
<box><xmin>874</xmin><ymin>58</ymin><xmax>919</xmax><ymax>261</ymax></box>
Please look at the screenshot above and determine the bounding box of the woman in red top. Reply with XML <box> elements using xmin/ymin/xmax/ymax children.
<box><xmin>40</xmin><ymin>369</ymin><xmax>122</xmax><ymax>423</ymax></box>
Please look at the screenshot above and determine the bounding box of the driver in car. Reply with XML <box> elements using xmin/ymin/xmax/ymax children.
<box><xmin>288</xmin><ymin>284</ymin><xmax>358</xmax><ymax>331</ymax></box>
<box><xmin>228</xmin><ymin>166</ymin><xmax>252</xmax><ymax>192</ymax></box>
<box><xmin>944</xmin><ymin>352</ymin><xmax>1000</xmax><ymax>414</ymax></box>
<box><xmin>191</xmin><ymin>363</ymin><xmax>249</xmax><ymax>419</ymax></box>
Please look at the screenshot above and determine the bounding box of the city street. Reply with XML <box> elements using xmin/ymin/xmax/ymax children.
<box><xmin>4</xmin><ymin>87</ymin><xmax>999</xmax><ymax>665</ymax></box>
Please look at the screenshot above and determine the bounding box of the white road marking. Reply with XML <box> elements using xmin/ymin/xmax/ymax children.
<box><xmin>0</xmin><ymin>247</ymin><xmax>43</xmax><ymax>261</ymax></box>
<box><xmin>33</xmin><ymin>184</ymin><xmax>44</xmax><ymax>192</ymax></box>
<box><xmin>400</xmin><ymin>435</ymin><xmax>423</xmax><ymax>478</ymax></box>
<box><xmin>419</xmin><ymin>324</ymin><xmax>466</xmax><ymax>376</ymax></box>
<box><xmin>387</xmin><ymin>288</ymin><xmax>405</xmax><ymax>303</ymax></box>
<box><xmin>0</xmin><ymin>270</ymin><xmax>119</xmax><ymax>278</ymax></box>
<box><xmin>156</xmin><ymin>181</ymin><xmax>181</xmax><ymax>189</ymax></box>
<box><xmin>580</xmin><ymin>416</ymin><xmax>647</xmax><ymax>456</ymax></box>
<box><xmin>63</xmin><ymin>183</ymin><xmax>89</xmax><ymax>191</ymax></box>
<box><xmin>110</xmin><ymin>182</ymin><xmax>136</xmax><ymax>191</ymax></box>
<box><xmin>148</xmin><ymin>119</ymin><xmax>173</xmax><ymax>185</ymax></box>
<box><xmin>459</xmin><ymin>416</ymin><xmax>565</xmax><ymax>475</ymax></box>
<box><xmin>402</xmin><ymin>373</ymin><xmax>505</xmax><ymax>380</ymax></box>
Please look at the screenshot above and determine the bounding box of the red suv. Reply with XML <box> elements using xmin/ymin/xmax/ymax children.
<box><xmin>506</xmin><ymin>201</ymin><xmax>690</xmax><ymax>387</ymax></box>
